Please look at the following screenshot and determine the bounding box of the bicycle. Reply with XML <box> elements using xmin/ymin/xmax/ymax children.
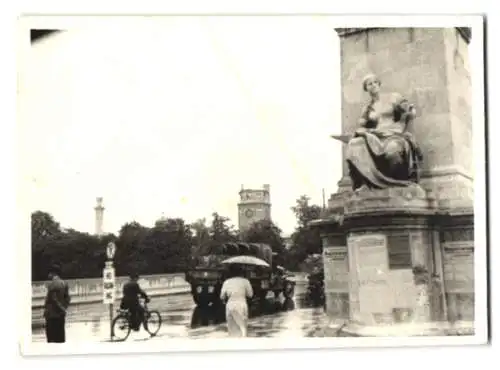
<box><xmin>111</xmin><ymin>298</ymin><xmax>162</xmax><ymax>341</ymax></box>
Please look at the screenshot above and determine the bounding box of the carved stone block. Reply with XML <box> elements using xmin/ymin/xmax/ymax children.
<box><xmin>343</xmin><ymin>184</ymin><xmax>435</xmax><ymax>216</ymax></box>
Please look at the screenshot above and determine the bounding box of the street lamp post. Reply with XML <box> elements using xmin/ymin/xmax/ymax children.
<box><xmin>103</xmin><ymin>242</ymin><xmax>117</xmax><ymax>341</ymax></box>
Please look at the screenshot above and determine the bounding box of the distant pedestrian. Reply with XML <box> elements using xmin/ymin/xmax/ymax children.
<box><xmin>44</xmin><ymin>264</ymin><xmax>71</xmax><ymax>343</ymax></box>
<box><xmin>220</xmin><ymin>264</ymin><xmax>253</xmax><ymax>337</ymax></box>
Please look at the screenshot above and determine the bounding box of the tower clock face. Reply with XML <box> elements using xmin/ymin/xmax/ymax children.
<box><xmin>244</xmin><ymin>208</ymin><xmax>255</xmax><ymax>218</ymax></box>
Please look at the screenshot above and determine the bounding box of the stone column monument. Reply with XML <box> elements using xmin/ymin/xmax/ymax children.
<box><xmin>94</xmin><ymin>197</ymin><xmax>105</xmax><ymax>237</ymax></box>
<box><xmin>311</xmin><ymin>28</ymin><xmax>474</xmax><ymax>335</ymax></box>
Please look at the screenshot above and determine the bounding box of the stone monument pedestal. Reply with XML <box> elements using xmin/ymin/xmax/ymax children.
<box><xmin>313</xmin><ymin>183</ymin><xmax>475</xmax><ymax>335</ymax></box>
<box><xmin>312</xmin><ymin>184</ymin><xmax>474</xmax><ymax>335</ymax></box>
<box><xmin>344</xmin><ymin>185</ymin><xmax>436</xmax><ymax>327</ymax></box>
<box><xmin>314</xmin><ymin>185</ymin><xmax>440</xmax><ymax>331</ymax></box>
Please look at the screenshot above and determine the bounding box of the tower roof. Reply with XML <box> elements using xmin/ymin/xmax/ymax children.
<box><xmin>94</xmin><ymin>197</ymin><xmax>104</xmax><ymax>209</ymax></box>
<box><xmin>239</xmin><ymin>184</ymin><xmax>271</xmax><ymax>193</ymax></box>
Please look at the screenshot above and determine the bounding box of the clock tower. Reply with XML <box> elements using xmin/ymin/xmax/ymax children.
<box><xmin>238</xmin><ymin>184</ymin><xmax>271</xmax><ymax>232</ymax></box>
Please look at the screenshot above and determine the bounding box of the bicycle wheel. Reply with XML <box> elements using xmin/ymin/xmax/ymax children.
<box><xmin>111</xmin><ymin>314</ymin><xmax>131</xmax><ymax>341</ymax></box>
<box><xmin>144</xmin><ymin>310</ymin><xmax>162</xmax><ymax>337</ymax></box>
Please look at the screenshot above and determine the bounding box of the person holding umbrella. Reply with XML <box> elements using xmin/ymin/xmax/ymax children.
<box><xmin>219</xmin><ymin>263</ymin><xmax>254</xmax><ymax>337</ymax></box>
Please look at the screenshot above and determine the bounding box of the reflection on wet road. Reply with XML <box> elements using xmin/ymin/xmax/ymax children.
<box><xmin>32</xmin><ymin>287</ymin><xmax>332</xmax><ymax>342</ymax></box>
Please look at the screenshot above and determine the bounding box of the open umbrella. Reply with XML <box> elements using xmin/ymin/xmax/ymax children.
<box><xmin>221</xmin><ymin>255</ymin><xmax>270</xmax><ymax>268</ymax></box>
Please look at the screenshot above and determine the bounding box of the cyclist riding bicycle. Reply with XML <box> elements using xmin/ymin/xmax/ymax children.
<box><xmin>120</xmin><ymin>272</ymin><xmax>150</xmax><ymax>331</ymax></box>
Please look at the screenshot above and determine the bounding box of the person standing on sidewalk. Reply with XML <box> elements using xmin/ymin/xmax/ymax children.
<box><xmin>43</xmin><ymin>264</ymin><xmax>71</xmax><ymax>343</ymax></box>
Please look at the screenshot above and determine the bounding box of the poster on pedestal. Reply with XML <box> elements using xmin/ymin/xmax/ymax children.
<box><xmin>443</xmin><ymin>241</ymin><xmax>474</xmax><ymax>293</ymax></box>
<box><xmin>348</xmin><ymin>234</ymin><xmax>391</xmax><ymax>318</ymax></box>
<box><xmin>323</xmin><ymin>246</ymin><xmax>348</xmax><ymax>292</ymax></box>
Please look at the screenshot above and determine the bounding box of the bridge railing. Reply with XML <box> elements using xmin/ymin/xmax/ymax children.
<box><xmin>32</xmin><ymin>272</ymin><xmax>308</xmax><ymax>308</ymax></box>
<box><xmin>31</xmin><ymin>272</ymin><xmax>308</xmax><ymax>328</ymax></box>
<box><xmin>32</xmin><ymin>273</ymin><xmax>191</xmax><ymax>308</ymax></box>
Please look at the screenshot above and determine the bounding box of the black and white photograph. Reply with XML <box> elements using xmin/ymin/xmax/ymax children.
<box><xmin>17</xmin><ymin>14</ymin><xmax>487</xmax><ymax>356</ymax></box>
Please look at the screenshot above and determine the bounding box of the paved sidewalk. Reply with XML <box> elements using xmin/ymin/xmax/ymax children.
<box><xmin>339</xmin><ymin>320</ymin><xmax>475</xmax><ymax>337</ymax></box>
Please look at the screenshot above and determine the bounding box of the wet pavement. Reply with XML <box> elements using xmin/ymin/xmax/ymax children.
<box><xmin>31</xmin><ymin>286</ymin><xmax>338</xmax><ymax>342</ymax></box>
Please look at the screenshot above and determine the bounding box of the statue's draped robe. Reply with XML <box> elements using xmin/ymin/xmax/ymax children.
<box><xmin>346</xmin><ymin>93</ymin><xmax>423</xmax><ymax>190</ymax></box>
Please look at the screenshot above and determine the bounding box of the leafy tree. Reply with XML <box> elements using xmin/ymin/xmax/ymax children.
<box><xmin>113</xmin><ymin>217</ymin><xmax>194</xmax><ymax>275</ymax></box>
<box><xmin>118</xmin><ymin>221</ymin><xmax>150</xmax><ymax>241</ymax></box>
<box><xmin>30</xmin><ymin>210</ymin><xmax>240</xmax><ymax>280</ymax></box>
<box><xmin>287</xmin><ymin>195</ymin><xmax>323</xmax><ymax>269</ymax></box>
<box><xmin>31</xmin><ymin>211</ymin><xmax>110</xmax><ymax>280</ymax></box>
<box><xmin>190</xmin><ymin>218</ymin><xmax>211</xmax><ymax>256</ymax></box>
<box><xmin>300</xmin><ymin>253</ymin><xmax>324</xmax><ymax>274</ymax></box>
<box><xmin>51</xmin><ymin>229</ymin><xmax>106</xmax><ymax>279</ymax></box>
<box><xmin>191</xmin><ymin>218</ymin><xmax>210</xmax><ymax>244</ymax></box>
<box><xmin>240</xmin><ymin>219</ymin><xmax>286</xmax><ymax>264</ymax></box>
<box><xmin>31</xmin><ymin>211</ymin><xmax>61</xmax><ymax>246</ymax></box>
<box><xmin>208</xmin><ymin>212</ymin><xmax>238</xmax><ymax>243</ymax></box>
<box><xmin>291</xmin><ymin>195</ymin><xmax>323</xmax><ymax>229</ymax></box>
<box><xmin>144</xmin><ymin>217</ymin><xmax>193</xmax><ymax>274</ymax></box>
<box><xmin>114</xmin><ymin>221</ymin><xmax>150</xmax><ymax>276</ymax></box>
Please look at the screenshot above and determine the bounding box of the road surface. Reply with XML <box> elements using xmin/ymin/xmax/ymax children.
<box><xmin>31</xmin><ymin>285</ymin><xmax>343</xmax><ymax>341</ymax></box>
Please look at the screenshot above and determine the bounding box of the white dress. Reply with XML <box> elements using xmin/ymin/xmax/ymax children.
<box><xmin>220</xmin><ymin>277</ymin><xmax>254</xmax><ymax>337</ymax></box>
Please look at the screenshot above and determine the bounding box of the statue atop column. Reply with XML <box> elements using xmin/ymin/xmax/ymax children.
<box><xmin>342</xmin><ymin>74</ymin><xmax>424</xmax><ymax>191</ymax></box>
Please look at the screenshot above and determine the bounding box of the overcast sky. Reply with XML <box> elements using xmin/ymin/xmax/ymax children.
<box><xmin>19</xmin><ymin>16</ymin><xmax>343</xmax><ymax>236</ymax></box>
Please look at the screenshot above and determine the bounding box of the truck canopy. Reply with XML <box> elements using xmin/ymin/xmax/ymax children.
<box><xmin>198</xmin><ymin>242</ymin><xmax>272</xmax><ymax>265</ymax></box>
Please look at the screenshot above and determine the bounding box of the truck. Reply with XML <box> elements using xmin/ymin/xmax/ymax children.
<box><xmin>185</xmin><ymin>242</ymin><xmax>295</xmax><ymax>309</ymax></box>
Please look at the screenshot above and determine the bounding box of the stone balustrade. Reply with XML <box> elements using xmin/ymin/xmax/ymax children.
<box><xmin>32</xmin><ymin>272</ymin><xmax>307</xmax><ymax>308</ymax></box>
<box><xmin>31</xmin><ymin>272</ymin><xmax>308</xmax><ymax>329</ymax></box>
<box><xmin>32</xmin><ymin>273</ymin><xmax>191</xmax><ymax>308</ymax></box>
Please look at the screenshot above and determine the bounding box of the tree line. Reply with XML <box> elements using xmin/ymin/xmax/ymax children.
<box><xmin>31</xmin><ymin>195</ymin><xmax>325</xmax><ymax>281</ymax></box>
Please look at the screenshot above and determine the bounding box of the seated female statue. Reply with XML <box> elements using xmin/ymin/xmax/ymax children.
<box><xmin>346</xmin><ymin>74</ymin><xmax>423</xmax><ymax>191</ymax></box>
